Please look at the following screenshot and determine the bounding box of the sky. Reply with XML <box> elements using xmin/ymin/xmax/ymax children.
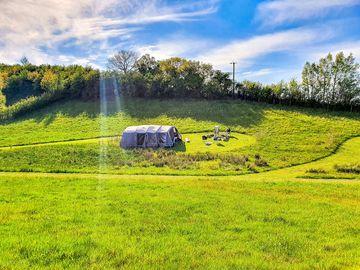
<box><xmin>1</xmin><ymin>0</ymin><xmax>360</xmax><ymax>83</ymax></box>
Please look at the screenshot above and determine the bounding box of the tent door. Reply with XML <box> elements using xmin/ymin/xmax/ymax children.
<box><xmin>137</xmin><ymin>133</ymin><xmax>145</xmax><ymax>147</ymax></box>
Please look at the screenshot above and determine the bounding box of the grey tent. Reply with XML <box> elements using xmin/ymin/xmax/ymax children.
<box><xmin>120</xmin><ymin>125</ymin><xmax>182</xmax><ymax>149</ymax></box>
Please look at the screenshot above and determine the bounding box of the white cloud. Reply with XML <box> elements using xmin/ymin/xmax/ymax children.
<box><xmin>241</xmin><ymin>68</ymin><xmax>274</xmax><ymax>78</ymax></box>
<box><xmin>56</xmin><ymin>55</ymin><xmax>103</xmax><ymax>70</ymax></box>
<box><xmin>233</xmin><ymin>39</ymin><xmax>360</xmax><ymax>84</ymax></box>
<box><xmin>197</xmin><ymin>26</ymin><xmax>334</xmax><ymax>70</ymax></box>
<box><xmin>132</xmin><ymin>25</ymin><xmax>350</xmax><ymax>84</ymax></box>
<box><xmin>237</xmin><ymin>68</ymin><xmax>303</xmax><ymax>84</ymax></box>
<box><xmin>308</xmin><ymin>40</ymin><xmax>360</xmax><ymax>61</ymax></box>
<box><xmin>0</xmin><ymin>0</ymin><xmax>218</xmax><ymax>65</ymax></box>
<box><xmin>136</xmin><ymin>37</ymin><xmax>211</xmax><ymax>60</ymax></box>
<box><xmin>256</xmin><ymin>0</ymin><xmax>360</xmax><ymax>26</ymax></box>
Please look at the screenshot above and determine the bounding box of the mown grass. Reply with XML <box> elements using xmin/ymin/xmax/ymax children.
<box><xmin>0</xmin><ymin>98</ymin><xmax>360</xmax><ymax>269</ymax></box>
<box><xmin>0</xmin><ymin>98</ymin><xmax>359</xmax><ymax>175</ymax></box>
<box><xmin>293</xmin><ymin>137</ymin><xmax>360</xmax><ymax>180</ymax></box>
<box><xmin>235</xmin><ymin>136</ymin><xmax>360</xmax><ymax>183</ymax></box>
<box><xmin>0</xmin><ymin>172</ymin><xmax>359</xmax><ymax>269</ymax></box>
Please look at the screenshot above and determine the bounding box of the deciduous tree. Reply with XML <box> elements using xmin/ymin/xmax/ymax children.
<box><xmin>107</xmin><ymin>50</ymin><xmax>139</xmax><ymax>74</ymax></box>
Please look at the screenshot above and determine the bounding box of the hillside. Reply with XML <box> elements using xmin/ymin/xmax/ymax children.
<box><xmin>1</xmin><ymin>98</ymin><xmax>360</xmax><ymax>269</ymax></box>
<box><xmin>0</xmin><ymin>98</ymin><xmax>359</xmax><ymax>175</ymax></box>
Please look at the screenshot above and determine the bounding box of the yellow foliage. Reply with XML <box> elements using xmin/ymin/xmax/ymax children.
<box><xmin>0</xmin><ymin>72</ymin><xmax>9</xmax><ymax>91</ymax></box>
<box><xmin>40</xmin><ymin>70</ymin><xmax>58</xmax><ymax>91</ymax></box>
<box><xmin>27</xmin><ymin>71</ymin><xmax>40</xmax><ymax>82</ymax></box>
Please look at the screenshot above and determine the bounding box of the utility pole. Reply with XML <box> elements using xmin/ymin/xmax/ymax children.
<box><xmin>230</xmin><ymin>62</ymin><xmax>236</xmax><ymax>98</ymax></box>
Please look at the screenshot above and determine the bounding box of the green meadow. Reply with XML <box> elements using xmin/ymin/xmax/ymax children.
<box><xmin>0</xmin><ymin>98</ymin><xmax>360</xmax><ymax>269</ymax></box>
<box><xmin>0</xmin><ymin>171</ymin><xmax>359</xmax><ymax>270</ymax></box>
<box><xmin>0</xmin><ymin>98</ymin><xmax>360</xmax><ymax>175</ymax></box>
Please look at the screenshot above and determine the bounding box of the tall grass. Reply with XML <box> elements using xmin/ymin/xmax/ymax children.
<box><xmin>335</xmin><ymin>163</ymin><xmax>360</xmax><ymax>174</ymax></box>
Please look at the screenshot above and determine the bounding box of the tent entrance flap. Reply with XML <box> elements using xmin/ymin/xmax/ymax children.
<box><xmin>137</xmin><ymin>133</ymin><xmax>145</xmax><ymax>147</ymax></box>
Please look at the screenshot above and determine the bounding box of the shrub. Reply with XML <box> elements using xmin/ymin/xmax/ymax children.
<box><xmin>306</xmin><ymin>168</ymin><xmax>327</xmax><ymax>174</ymax></box>
<box><xmin>255</xmin><ymin>158</ymin><xmax>269</xmax><ymax>167</ymax></box>
<box><xmin>334</xmin><ymin>164</ymin><xmax>360</xmax><ymax>174</ymax></box>
<box><xmin>221</xmin><ymin>154</ymin><xmax>249</xmax><ymax>165</ymax></box>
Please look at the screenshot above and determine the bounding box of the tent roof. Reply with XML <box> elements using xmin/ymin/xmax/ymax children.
<box><xmin>123</xmin><ymin>125</ymin><xmax>174</xmax><ymax>134</ymax></box>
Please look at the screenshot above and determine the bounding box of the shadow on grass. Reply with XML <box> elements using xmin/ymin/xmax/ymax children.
<box><xmin>3</xmin><ymin>95</ymin><xmax>360</xmax><ymax>129</ymax></box>
<box><xmin>173</xmin><ymin>141</ymin><xmax>186</xmax><ymax>152</ymax></box>
<box><xmin>4</xmin><ymin>96</ymin><xmax>266</xmax><ymax>128</ymax></box>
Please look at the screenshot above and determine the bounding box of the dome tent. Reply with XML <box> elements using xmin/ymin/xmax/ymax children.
<box><xmin>120</xmin><ymin>125</ymin><xmax>182</xmax><ymax>149</ymax></box>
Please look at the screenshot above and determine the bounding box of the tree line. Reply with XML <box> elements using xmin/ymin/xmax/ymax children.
<box><xmin>107</xmin><ymin>50</ymin><xmax>360</xmax><ymax>111</ymax></box>
<box><xmin>105</xmin><ymin>52</ymin><xmax>232</xmax><ymax>99</ymax></box>
<box><xmin>236</xmin><ymin>52</ymin><xmax>360</xmax><ymax>111</ymax></box>
<box><xmin>0</xmin><ymin>51</ymin><xmax>359</xmax><ymax>121</ymax></box>
<box><xmin>0</xmin><ymin>62</ymin><xmax>99</xmax><ymax>120</ymax></box>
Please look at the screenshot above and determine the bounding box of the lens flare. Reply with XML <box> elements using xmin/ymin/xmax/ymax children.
<box><xmin>99</xmin><ymin>74</ymin><xmax>108</xmax><ymax>175</ymax></box>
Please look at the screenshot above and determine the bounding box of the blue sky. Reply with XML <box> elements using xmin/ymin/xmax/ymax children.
<box><xmin>1</xmin><ymin>0</ymin><xmax>360</xmax><ymax>83</ymax></box>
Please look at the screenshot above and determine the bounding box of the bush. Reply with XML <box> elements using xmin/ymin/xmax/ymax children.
<box><xmin>306</xmin><ymin>168</ymin><xmax>327</xmax><ymax>174</ymax></box>
<box><xmin>255</xmin><ymin>158</ymin><xmax>269</xmax><ymax>167</ymax></box>
<box><xmin>334</xmin><ymin>164</ymin><xmax>360</xmax><ymax>174</ymax></box>
<box><xmin>221</xmin><ymin>154</ymin><xmax>249</xmax><ymax>165</ymax></box>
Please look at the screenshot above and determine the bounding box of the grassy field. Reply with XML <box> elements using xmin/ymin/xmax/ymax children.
<box><xmin>0</xmin><ymin>171</ymin><xmax>359</xmax><ymax>269</ymax></box>
<box><xmin>0</xmin><ymin>98</ymin><xmax>360</xmax><ymax>269</ymax></box>
<box><xmin>0</xmin><ymin>98</ymin><xmax>360</xmax><ymax>175</ymax></box>
<box><xmin>0</xmin><ymin>133</ymin><xmax>258</xmax><ymax>176</ymax></box>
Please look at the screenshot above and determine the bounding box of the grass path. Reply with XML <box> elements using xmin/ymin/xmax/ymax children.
<box><xmin>242</xmin><ymin>136</ymin><xmax>360</xmax><ymax>181</ymax></box>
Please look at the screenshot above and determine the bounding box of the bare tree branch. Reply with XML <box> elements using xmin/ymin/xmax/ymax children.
<box><xmin>107</xmin><ymin>50</ymin><xmax>139</xmax><ymax>74</ymax></box>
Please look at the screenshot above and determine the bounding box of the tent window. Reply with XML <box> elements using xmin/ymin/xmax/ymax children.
<box><xmin>137</xmin><ymin>134</ymin><xmax>145</xmax><ymax>146</ymax></box>
<box><xmin>147</xmin><ymin>133</ymin><xmax>158</xmax><ymax>146</ymax></box>
<box><xmin>158</xmin><ymin>133</ymin><xmax>166</xmax><ymax>144</ymax></box>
